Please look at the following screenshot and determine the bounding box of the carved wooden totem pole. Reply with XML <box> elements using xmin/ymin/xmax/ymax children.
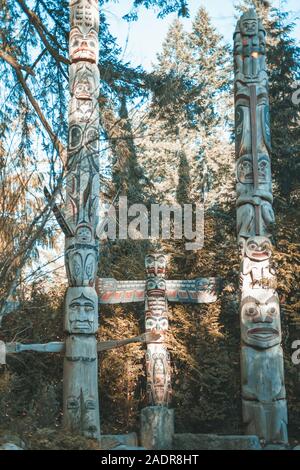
<box><xmin>234</xmin><ymin>9</ymin><xmax>288</xmax><ymax>443</ymax></box>
<box><xmin>97</xmin><ymin>252</ymin><xmax>219</xmax><ymax>448</ymax></box>
<box><xmin>144</xmin><ymin>253</ymin><xmax>171</xmax><ymax>407</ymax></box>
<box><xmin>97</xmin><ymin>253</ymin><xmax>218</xmax><ymax>407</ymax></box>
<box><xmin>64</xmin><ymin>0</ymin><xmax>101</xmax><ymax>439</ymax></box>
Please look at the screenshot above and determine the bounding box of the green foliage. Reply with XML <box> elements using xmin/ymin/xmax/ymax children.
<box><xmin>267</xmin><ymin>10</ymin><xmax>300</xmax><ymax>202</ymax></box>
<box><xmin>122</xmin><ymin>0</ymin><xmax>190</xmax><ymax>21</ymax></box>
<box><xmin>0</xmin><ymin>283</ymin><xmax>64</xmax><ymax>436</ymax></box>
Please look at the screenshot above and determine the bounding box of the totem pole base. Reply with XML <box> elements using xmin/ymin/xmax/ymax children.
<box><xmin>242</xmin><ymin>399</ymin><xmax>288</xmax><ymax>444</ymax></box>
<box><xmin>140</xmin><ymin>406</ymin><xmax>174</xmax><ymax>450</ymax></box>
<box><xmin>100</xmin><ymin>433</ymin><xmax>138</xmax><ymax>449</ymax></box>
<box><xmin>173</xmin><ymin>434</ymin><xmax>262</xmax><ymax>450</ymax></box>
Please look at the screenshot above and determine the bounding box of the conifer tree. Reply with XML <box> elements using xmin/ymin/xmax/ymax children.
<box><xmin>137</xmin><ymin>8</ymin><xmax>233</xmax><ymax>207</ymax></box>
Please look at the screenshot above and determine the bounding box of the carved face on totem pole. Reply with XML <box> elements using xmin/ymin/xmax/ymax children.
<box><xmin>241</xmin><ymin>290</ymin><xmax>281</xmax><ymax>348</ymax></box>
<box><xmin>145</xmin><ymin>309</ymin><xmax>168</xmax><ymax>344</ymax></box>
<box><xmin>244</xmin><ymin>236</ymin><xmax>272</xmax><ymax>261</ymax></box>
<box><xmin>145</xmin><ymin>255</ymin><xmax>168</xmax><ymax>343</ymax></box>
<box><xmin>145</xmin><ymin>312</ymin><xmax>168</xmax><ymax>333</ymax></box>
<box><xmin>240</xmin><ymin>9</ymin><xmax>258</xmax><ymax>36</ymax></box>
<box><xmin>69</xmin><ymin>27</ymin><xmax>99</xmax><ymax>64</ymax></box>
<box><xmin>67</xmin><ymin>394</ymin><xmax>98</xmax><ymax>438</ymax></box>
<box><xmin>145</xmin><ymin>254</ymin><xmax>167</xmax><ymax>278</ymax></box>
<box><xmin>69</xmin><ymin>64</ymin><xmax>100</xmax><ymax>123</ymax></box>
<box><xmin>65</xmin><ymin>335</ymin><xmax>99</xmax><ymax>438</ymax></box>
<box><xmin>75</xmin><ymin>223</ymin><xmax>93</xmax><ymax>243</ymax></box>
<box><xmin>66</xmin><ymin>394</ymin><xmax>98</xmax><ymax>437</ymax></box>
<box><xmin>74</xmin><ymin>76</ymin><xmax>93</xmax><ymax>100</ymax></box>
<box><xmin>146</xmin><ymin>277</ymin><xmax>166</xmax><ymax>297</ymax></box>
<box><xmin>237</xmin><ymin>154</ymin><xmax>271</xmax><ymax>185</ymax></box>
<box><xmin>66</xmin><ymin>244</ymin><xmax>97</xmax><ymax>287</ymax></box>
<box><xmin>145</xmin><ymin>278</ymin><xmax>168</xmax><ymax>336</ymax></box>
<box><xmin>65</xmin><ymin>287</ymin><xmax>98</xmax><ymax>333</ymax></box>
<box><xmin>146</xmin><ymin>349</ymin><xmax>171</xmax><ymax>406</ymax></box>
<box><xmin>71</xmin><ymin>66</ymin><xmax>97</xmax><ymax>100</ymax></box>
<box><xmin>69</xmin><ymin>124</ymin><xmax>99</xmax><ymax>155</ymax></box>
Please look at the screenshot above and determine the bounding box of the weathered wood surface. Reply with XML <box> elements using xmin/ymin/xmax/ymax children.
<box><xmin>63</xmin><ymin>0</ymin><xmax>101</xmax><ymax>439</ymax></box>
<box><xmin>97</xmin><ymin>331</ymin><xmax>161</xmax><ymax>352</ymax></box>
<box><xmin>140</xmin><ymin>406</ymin><xmax>174</xmax><ymax>450</ymax></box>
<box><xmin>5</xmin><ymin>342</ymin><xmax>64</xmax><ymax>354</ymax></box>
<box><xmin>166</xmin><ymin>278</ymin><xmax>220</xmax><ymax>304</ymax></box>
<box><xmin>234</xmin><ymin>9</ymin><xmax>288</xmax><ymax>443</ymax></box>
<box><xmin>96</xmin><ymin>278</ymin><xmax>146</xmax><ymax>304</ymax></box>
<box><xmin>63</xmin><ymin>335</ymin><xmax>100</xmax><ymax>439</ymax></box>
<box><xmin>97</xmin><ymin>277</ymin><xmax>220</xmax><ymax>304</ymax></box>
<box><xmin>0</xmin><ymin>332</ymin><xmax>160</xmax><ymax>364</ymax></box>
<box><xmin>0</xmin><ymin>340</ymin><xmax>5</xmax><ymax>365</ymax></box>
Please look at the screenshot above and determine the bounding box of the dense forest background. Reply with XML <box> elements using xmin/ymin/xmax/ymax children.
<box><xmin>0</xmin><ymin>0</ymin><xmax>299</xmax><ymax>449</ymax></box>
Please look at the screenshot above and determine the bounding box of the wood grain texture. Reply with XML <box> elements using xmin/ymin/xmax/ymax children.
<box><xmin>234</xmin><ymin>9</ymin><xmax>288</xmax><ymax>443</ymax></box>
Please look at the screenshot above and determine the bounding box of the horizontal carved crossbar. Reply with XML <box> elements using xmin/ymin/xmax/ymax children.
<box><xmin>96</xmin><ymin>277</ymin><xmax>222</xmax><ymax>304</ymax></box>
<box><xmin>0</xmin><ymin>332</ymin><xmax>159</xmax><ymax>365</ymax></box>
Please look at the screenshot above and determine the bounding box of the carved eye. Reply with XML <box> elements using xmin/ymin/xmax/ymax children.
<box><xmin>73</xmin><ymin>261</ymin><xmax>81</xmax><ymax>275</ymax></box>
<box><xmin>69</xmin><ymin>126</ymin><xmax>82</xmax><ymax>148</ymax></box>
<box><xmin>67</xmin><ymin>398</ymin><xmax>79</xmax><ymax>410</ymax></box>
<box><xmin>85</xmin><ymin>400</ymin><xmax>96</xmax><ymax>410</ymax></box>
<box><xmin>249</xmin><ymin>243</ymin><xmax>257</xmax><ymax>251</ymax></box>
<box><xmin>269</xmin><ymin>307</ymin><xmax>277</xmax><ymax>315</ymax></box>
<box><xmin>147</xmin><ymin>280</ymin><xmax>156</xmax><ymax>290</ymax></box>
<box><xmin>158</xmin><ymin>280</ymin><xmax>165</xmax><ymax>289</ymax></box>
<box><xmin>84</xmin><ymin>303</ymin><xmax>94</xmax><ymax>312</ymax></box>
<box><xmin>70</xmin><ymin>302</ymin><xmax>80</xmax><ymax>311</ymax></box>
<box><xmin>86</xmin><ymin>262</ymin><xmax>94</xmax><ymax>277</ymax></box>
<box><xmin>159</xmin><ymin>318</ymin><xmax>168</xmax><ymax>329</ymax></box>
<box><xmin>146</xmin><ymin>319</ymin><xmax>155</xmax><ymax>329</ymax></box>
<box><xmin>86</xmin><ymin>129</ymin><xmax>98</xmax><ymax>150</ymax></box>
<box><xmin>245</xmin><ymin>305</ymin><xmax>257</xmax><ymax>316</ymax></box>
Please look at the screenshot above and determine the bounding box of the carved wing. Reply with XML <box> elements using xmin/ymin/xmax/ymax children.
<box><xmin>96</xmin><ymin>278</ymin><xmax>146</xmax><ymax>304</ymax></box>
<box><xmin>166</xmin><ymin>278</ymin><xmax>220</xmax><ymax>304</ymax></box>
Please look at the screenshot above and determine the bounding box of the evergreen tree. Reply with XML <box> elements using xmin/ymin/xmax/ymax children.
<box><xmin>136</xmin><ymin>8</ymin><xmax>234</xmax><ymax>207</ymax></box>
<box><xmin>267</xmin><ymin>9</ymin><xmax>300</xmax><ymax>202</ymax></box>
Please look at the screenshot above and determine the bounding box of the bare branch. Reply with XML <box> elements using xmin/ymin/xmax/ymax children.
<box><xmin>16</xmin><ymin>0</ymin><xmax>69</xmax><ymax>67</ymax></box>
<box><xmin>0</xmin><ymin>49</ymin><xmax>67</xmax><ymax>166</ymax></box>
<box><xmin>0</xmin><ymin>49</ymin><xmax>34</xmax><ymax>76</ymax></box>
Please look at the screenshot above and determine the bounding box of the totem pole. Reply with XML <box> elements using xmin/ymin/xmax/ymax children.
<box><xmin>63</xmin><ymin>0</ymin><xmax>101</xmax><ymax>439</ymax></box>
<box><xmin>97</xmin><ymin>252</ymin><xmax>219</xmax><ymax>448</ymax></box>
<box><xmin>141</xmin><ymin>253</ymin><xmax>173</xmax><ymax>450</ymax></box>
<box><xmin>144</xmin><ymin>253</ymin><xmax>171</xmax><ymax>408</ymax></box>
<box><xmin>234</xmin><ymin>9</ymin><xmax>288</xmax><ymax>443</ymax></box>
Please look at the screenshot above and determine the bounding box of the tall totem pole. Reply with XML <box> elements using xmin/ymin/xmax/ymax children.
<box><xmin>63</xmin><ymin>0</ymin><xmax>100</xmax><ymax>439</ymax></box>
<box><xmin>234</xmin><ymin>9</ymin><xmax>288</xmax><ymax>443</ymax></box>
<box><xmin>144</xmin><ymin>253</ymin><xmax>172</xmax><ymax>407</ymax></box>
